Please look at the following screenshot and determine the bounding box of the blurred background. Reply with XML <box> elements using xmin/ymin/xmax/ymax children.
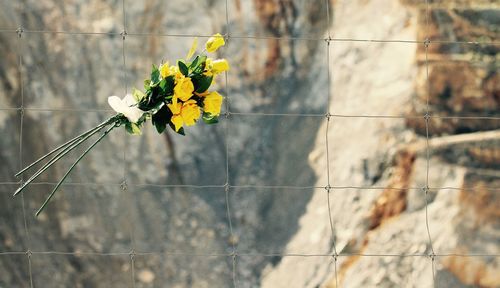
<box><xmin>0</xmin><ymin>0</ymin><xmax>498</xmax><ymax>287</ymax></box>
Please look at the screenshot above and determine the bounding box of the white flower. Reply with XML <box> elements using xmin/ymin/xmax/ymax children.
<box><xmin>107</xmin><ymin>94</ymin><xmax>144</xmax><ymax>123</ymax></box>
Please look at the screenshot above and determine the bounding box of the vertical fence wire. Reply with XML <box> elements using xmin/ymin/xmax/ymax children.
<box><xmin>119</xmin><ymin>1</ymin><xmax>138</xmax><ymax>287</ymax></box>
<box><xmin>423</xmin><ymin>0</ymin><xmax>437</xmax><ymax>286</ymax></box>
<box><xmin>223</xmin><ymin>0</ymin><xmax>237</xmax><ymax>286</ymax></box>
<box><xmin>325</xmin><ymin>0</ymin><xmax>339</xmax><ymax>286</ymax></box>
<box><xmin>15</xmin><ymin>0</ymin><xmax>34</xmax><ymax>285</ymax></box>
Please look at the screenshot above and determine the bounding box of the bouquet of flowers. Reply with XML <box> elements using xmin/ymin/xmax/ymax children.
<box><xmin>14</xmin><ymin>34</ymin><xmax>229</xmax><ymax>216</ymax></box>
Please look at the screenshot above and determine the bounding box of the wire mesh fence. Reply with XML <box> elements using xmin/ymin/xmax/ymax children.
<box><xmin>0</xmin><ymin>0</ymin><xmax>499</xmax><ymax>287</ymax></box>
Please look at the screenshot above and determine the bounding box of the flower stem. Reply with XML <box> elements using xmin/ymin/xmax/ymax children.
<box><xmin>35</xmin><ymin>123</ymin><xmax>118</xmax><ymax>216</ymax></box>
<box><xmin>13</xmin><ymin>117</ymin><xmax>118</xmax><ymax>197</ymax></box>
<box><xmin>15</xmin><ymin>117</ymin><xmax>116</xmax><ymax>178</ymax></box>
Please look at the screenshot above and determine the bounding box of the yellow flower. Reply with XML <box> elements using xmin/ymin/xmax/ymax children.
<box><xmin>181</xmin><ymin>100</ymin><xmax>201</xmax><ymax>126</ymax></box>
<box><xmin>205</xmin><ymin>33</ymin><xmax>225</xmax><ymax>53</ymax></box>
<box><xmin>160</xmin><ymin>62</ymin><xmax>171</xmax><ymax>78</ymax></box>
<box><xmin>203</xmin><ymin>91</ymin><xmax>223</xmax><ymax>116</ymax></box>
<box><xmin>167</xmin><ymin>99</ymin><xmax>200</xmax><ymax>132</ymax></box>
<box><xmin>170</xmin><ymin>65</ymin><xmax>183</xmax><ymax>81</ymax></box>
<box><xmin>174</xmin><ymin>77</ymin><xmax>194</xmax><ymax>101</ymax></box>
<box><xmin>211</xmin><ymin>59</ymin><xmax>229</xmax><ymax>74</ymax></box>
<box><xmin>204</xmin><ymin>58</ymin><xmax>229</xmax><ymax>77</ymax></box>
<box><xmin>170</xmin><ymin>115</ymin><xmax>183</xmax><ymax>132</ymax></box>
<box><xmin>204</xmin><ymin>58</ymin><xmax>214</xmax><ymax>77</ymax></box>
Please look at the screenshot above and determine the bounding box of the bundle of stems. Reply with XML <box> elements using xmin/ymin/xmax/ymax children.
<box><xmin>13</xmin><ymin>115</ymin><xmax>124</xmax><ymax>216</ymax></box>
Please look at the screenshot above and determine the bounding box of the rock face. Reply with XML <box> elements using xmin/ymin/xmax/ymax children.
<box><xmin>262</xmin><ymin>1</ymin><xmax>500</xmax><ymax>288</ymax></box>
<box><xmin>0</xmin><ymin>0</ymin><xmax>498</xmax><ymax>287</ymax></box>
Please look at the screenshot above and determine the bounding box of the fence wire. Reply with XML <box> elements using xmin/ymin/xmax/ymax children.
<box><xmin>424</xmin><ymin>0</ymin><xmax>436</xmax><ymax>285</ymax></box>
<box><xmin>1</xmin><ymin>0</ymin><xmax>499</xmax><ymax>288</ymax></box>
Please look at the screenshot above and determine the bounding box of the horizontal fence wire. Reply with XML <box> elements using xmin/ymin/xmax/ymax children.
<box><xmin>1</xmin><ymin>181</ymin><xmax>499</xmax><ymax>191</ymax></box>
<box><xmin>1</xmin><ymin>251</ymin><xmax>499</xmax><ymax>258</ymax></box>
<box><xmin>0</xmin><ymin>28</ymin><xmax>498</xmax><ymax>45</ymax></box>
<box><xmin>1</xmin><ymin>107</ymin><xmax>500</xmax><ymax>120</ymax></box>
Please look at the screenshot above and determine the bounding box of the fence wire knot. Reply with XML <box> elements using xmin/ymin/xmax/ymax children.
<box><xmin>16</xmin><ymin>27</ymin><xmax>24</xmax><ymax>38</ymax></box>
<box><xmin>428</xmin><ymin>252</ymin><xmax>436</xmax><ymax>261</ymax></box>
<box><xmin>332</xmin><ymin>253</ymin><xmax>338</xmax><ymax>262</ymax></box>
<box><xmin>424</xmin><ymin>38</ymin><xmax>431</xmax><ymax>48</ymax></box>
<box><xmin>423</xmin><ymin>113</ymin><xmax>431</xmax><ymax>121</ymax></box>
<box><xmin>120</xmin><ymin>180</ymin><xmax>128</xmax><ymax>191</ymax></box>
<box><xmin>422</xmin><ymin>186</ymin><xmax>430</xmax><ymax>195</ymax></box>
<box><xmin>129</xmin><ymin>249</ymin><xmax>136</xmax><ymax>261</ymax></box>
<box><xmin>120</xmin><ymin>30</ymin><xmax>128</xmax><ymax>40</ymax></box>
<box><xmin>25</xmin><ymin>250</ymin><xmax>32</xmax><ymax>257</ymax></box>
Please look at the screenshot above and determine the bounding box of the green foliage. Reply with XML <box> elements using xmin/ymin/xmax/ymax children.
<box><xmin>159</xmin><ymin>78</ymin><xmax>167</xmax><ymax>92</ymax></box>
<box><xmin>143</xmin><ymin>79</ymin><xmax>151</xmax><ymax>90</ymax></box>
<box><xmin>178</xmin><ymin>60</ymin><xmax>189</xmax><ymax>76</ymax></box>
<box><xmin>190</xmin><ymin>55</ymin><xmax>207</xmax><ymax>74</ymax></box>
<box><xmin>202</xmin><ymin>112</ymin><xmax>218</xmax><ymax>124</ymax></box>
<box><xmin>163</xmin><ymin>76</ymin><xmax>175</xmax><ymax>95</ymax></box>
<box><xmin>151</xmin><ymin>64</ymin><xmax>160</xmax><ymax>85</ymax></box>
<box><xmin>132</xmin><ymin>88</ymin><xmax>145</xmax><ymax>103</ymax></box>
<box><xmin>151</xmin><ymin>105</ymin><xmax>172</xmax><ymax>134</ymax></box>
<box><xmin>193</xmin><ymin>75</ymin><xmax>213</xmax><ymax>93</ymax></box>
<box><xmin>125</xmin><ymin>122</ymin><xmax>142</xmax><ymax>135</ymax></box>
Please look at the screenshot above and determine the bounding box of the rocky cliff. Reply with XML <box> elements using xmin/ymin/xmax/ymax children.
<box><xmin>262</xmin><ymin>0</ymin><xmax>499</xmax><ymax>287</ymax></box>
<box><xmin>0</xmin><ymin>0</ymin><xmax>498</xmax><ymax>287</ymax></box>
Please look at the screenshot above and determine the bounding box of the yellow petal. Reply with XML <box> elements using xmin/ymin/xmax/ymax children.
<box><xmin>211</xmin><ymin>59</ymin><xmax>230</xmax><ymax>73</ymax></box>
<box><xmin>173</xmin><ymin>77</ymin><xmax>195</xmax><ymax>102</ymax></box>
<box><xmin>205</xmin><ymin>33</ymin><xmax>225</xmax><ymax>53</ymax></box>
<box><xmin>181</xmin><ymin>102</ymin><xmax>201</xmax><ymax>126</ymax></box>
<box><xmin>171</xmin><ymin>115</ymin><xmax>184</xmax><ymax>132</ymax></box>
<box><xmin>160</xmin><ymin>62</ymin><xmax>170</xmax><ymax>78</ymax></box>
<box><xmin>205</xmin><ymin>58</ymin><xmax>213</xmax><ymax>69</ymax></box>
<box><xmin>203</xmin><ymin>91</ymin><xmax>223</xmax><ymax>116</ymax></box>
<box><xmin>167</xmin><ymin>100</ymin><xmax>181</xmax><ymax>115</ymax></box>
<box><xmin>185</xmin><ymin>37</ymin><xmax>198</xmax><ymax>60</ymax></box>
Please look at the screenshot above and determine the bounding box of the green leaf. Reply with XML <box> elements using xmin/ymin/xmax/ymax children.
<box><xmin>144</xmin><ymin>79</ymin><xmax>151</xmax><ymax>90</ymax></box>
<box><xmin>132</xmin><ymin>88</ymin><xmax>145</xmax><ymax>102</ymax></box>
<box><xmin>202</xmin><ymin>112</ymin><xmax>219</xmax><ymax>124</ymax></box>
<box><xmin>145</xmin><ymin>86</ymin><xmax>161</xmax><ymax>109</ymax></box>
<box><xmin>138</xmin><ymin>88</ymin><xmax>152</xmax><ymax>110</ymax></box>
<box><xmin>190</xmin><ymin>55</ymin><xmax>205</xmax><ymax>70</ymax></box>
<box><xmin>189</xmin><ymin>56</ymin><xmax>200</xmax><ymax>70</ymax></box>
<box><xmin>125</xmin><ymin>122</ymin><xmax>142</xmax><ymax>135</ymax></box>
<box><xmin>152</xmin><ymin>105</ymin><xmax>172</xmax><ymax>134</ymax></box>
<box><xmin>159</xmin><ymin>78</ymin><xmax>167</xmax><ymax>92</ymax></box>
<box><xmin>164</xmin><ymin>76</ymin><xmax>175</xmax><ymax>95</ymax></box>
<box><xmin>151</xmin><ymin>64</ymin><xmax>160</xmax><ymax>85</ymax></box>
<box><xmin>178</xmin><ymin>60</ymin><xmax>189</xmax><ymax>76</ymax></box>
<box><xmin>190</xmin><ymin>55</ymin><xmax>207</xmax><ymax>75</ymax></box>
<box><xmin>193</xmin><ymin>75</ymin><xmax>213</xmax><ymax>93</ymax></box>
